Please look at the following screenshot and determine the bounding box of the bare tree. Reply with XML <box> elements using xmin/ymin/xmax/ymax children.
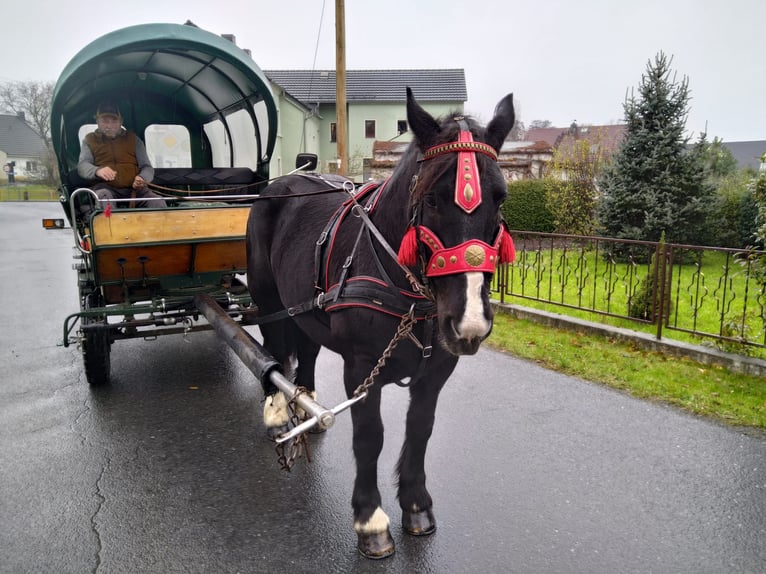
<box><xmin>0</xmin><ymin>80</ymin><xmax>54</xmax><ymax>144</ymax></box>
<box><xmin>0</xmin><ymin>80</ymin><xmax>57</xmax><ymax>183</ymax></box>
<box><xmin>528</xmin><ymin>119</ymin><xmax>553</xmax><ymax>129</ymax></box>
<box><xmin>507</xmin><ymin>118</ymin><xmax>526</xmax><ymax>141</ymax></box>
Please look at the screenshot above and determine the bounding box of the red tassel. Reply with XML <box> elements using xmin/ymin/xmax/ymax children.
<box><xmin>397</xmin><ymin>226</ymin><xmax>419</xmax><ymax>266</ymax></box>
<box><xmin>104</xmin><ymin>203</ymin><xmax>112</xmax><ymax>218</ymax></box>
<box><xmin>498</xmin><ymin>226</ymin><xmax>516</xmax><ymax>263</ymax></box>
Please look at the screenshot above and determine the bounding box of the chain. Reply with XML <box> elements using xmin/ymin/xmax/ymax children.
<box><xmin>274</xmin><ymin>386</ymin><xmax>313</xmax><ymax>472</ymax></box>
<box><xmin>353</xmin><ymin>305</ymin><xmax>418</xmax><ymax>399</ymax></box>
<box><xmin>274</xmin><ymin>306</ymin><xmax>418</xmax><ymax>472</ymax></box>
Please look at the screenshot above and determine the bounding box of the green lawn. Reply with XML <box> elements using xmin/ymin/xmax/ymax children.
<box><xmin>0</xmin><ymin>185</ymin><xmax>59</xmax><ymax>202</ymax></box>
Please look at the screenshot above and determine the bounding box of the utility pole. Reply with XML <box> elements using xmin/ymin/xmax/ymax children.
<box><xmin>335</xmin><ymin>0</ymin><xmax>348</xmax><ymax>176</ymax></box>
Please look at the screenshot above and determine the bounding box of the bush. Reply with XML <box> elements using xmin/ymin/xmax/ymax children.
<box><xmin>705</xmin><ymin>172</ymin><xmax>759</xmax><ymax>248</ymax></box>
<box><xmin>502</xmin><ymin>179</ymin><xmax>555</xmax><ymax>232</ymax></box>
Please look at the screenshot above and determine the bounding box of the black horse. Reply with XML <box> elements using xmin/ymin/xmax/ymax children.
<box><xmin>245</xmin><ymin>88</ymin><xmax>515</xmax><ymax>558</ymax></box>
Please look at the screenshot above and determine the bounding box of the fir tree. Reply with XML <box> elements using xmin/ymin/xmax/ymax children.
<box><xmin>596</xmin><ymin>52</ymin><xmax>713</xmax><ymax>247</ymax></box>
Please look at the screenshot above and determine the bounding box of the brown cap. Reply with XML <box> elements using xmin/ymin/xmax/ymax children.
<box><xmin>96</xmin><ymin>102</ymin><xmax>121</xmax><ymax>118</ymax></box>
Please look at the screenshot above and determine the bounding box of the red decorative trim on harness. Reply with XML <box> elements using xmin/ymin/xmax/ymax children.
<box><xmin>423</xmin><ymin>131</ymin><xmax>498</xmax><ymax>215</ymax></box>
<box><xmin>396</xmin><ymin>123</ymin><xmax>516</xmax><ymax>276</ymax></box>
<box><xmin>416</xmin><ymin>224</ymin><xmax>514</xmax><ymax>277</ymax></box>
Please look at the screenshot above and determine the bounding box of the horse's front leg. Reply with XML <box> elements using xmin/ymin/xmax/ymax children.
<box><xmin>397</xmin><ymin>362</ymin><xmax>453</xmax><ymax>536</ymax></box>
<box><xmin>345</xmin><ymin>360</ymin><xmax>395</xmax><ymax>559</ymax></box>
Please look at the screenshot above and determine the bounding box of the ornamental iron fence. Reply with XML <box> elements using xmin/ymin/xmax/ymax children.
<box><xmin>493</xmin><ymin>231</ymin><xmax>766</xmax><ymax>354</ymax></box>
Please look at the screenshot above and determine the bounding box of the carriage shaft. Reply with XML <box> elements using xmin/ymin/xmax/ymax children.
<box><xmin>193</xmin><ymin>294</ymin><xmax>336</xmax><ymax>433</ymax></box>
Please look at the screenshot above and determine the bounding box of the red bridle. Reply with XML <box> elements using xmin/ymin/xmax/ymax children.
<box><xmin>397</xmin><ymin>123</ymin><xmax>515</xmax><ymax>276</ymax></box>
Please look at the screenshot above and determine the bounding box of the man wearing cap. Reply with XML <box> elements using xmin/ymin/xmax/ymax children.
<box><xmin>77</xmin><ymin>102</ymin><xmax>166</xmax><ymax>209</ymax></box>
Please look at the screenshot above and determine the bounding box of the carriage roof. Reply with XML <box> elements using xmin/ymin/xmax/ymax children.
<box><xmin>51</xmin><ymin>22</ymin><xmax>278</xmax><ymax>181</ymax></box>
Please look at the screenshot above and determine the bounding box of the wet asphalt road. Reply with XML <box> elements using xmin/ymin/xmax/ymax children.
<box><xmin>1</xmin><ymin>202</ymin><xmax>765</xmax><ymax>574</ymax></box>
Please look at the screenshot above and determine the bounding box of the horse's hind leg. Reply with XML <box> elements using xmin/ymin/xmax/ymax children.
<box><xmin>293</xmin><ymin>331</ymin><xmax>322</xmax><ymax>428</ymax></box>
<box><xmin>260</xmin><ymin>321</ymin><xmax>295</xmax><ymax>438</ymax></box>
<box><xmin>396</xmin><ymin>367</ymin><xmax>452</xmax><ymax>537</ymax></box>
<box><xmin>261</xmin><ymin>321</ymin><xmax>321</xmax><ymax>437</ymax></box>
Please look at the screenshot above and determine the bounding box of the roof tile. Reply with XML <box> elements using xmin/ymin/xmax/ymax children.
<box><xmin>264</xmin><ymin>69</ymin><xmax>467</xmax><ymax>104</ymax></box>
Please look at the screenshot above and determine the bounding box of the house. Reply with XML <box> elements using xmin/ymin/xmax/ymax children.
<box><xmin>0</xmin><ymin>113</ymin><xmax>49</xmax><ymax>182</ymax></box>
<box><xmin>720</xmin><ymin>141</ymin><xmax>766</xmax><ymax>172</ymax></box>
<box><xmin>265</xmin><ymin>69</ymin><xmax>467</xmax><ymax>182</ymax></box>
<box><xmin>525</xmin><ymin>123</ymin><xmax>626</xmax><ymax>158</ymax></box>
<box><xmin>368</xmin><ymin>139</ymin><xmax>552</xmax><ymax>182</ymax></box>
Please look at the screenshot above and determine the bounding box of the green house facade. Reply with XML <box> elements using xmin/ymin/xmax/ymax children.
<box><xmin>265</xmin><ymin>69</ymin><xmax>466</xmax><ymax>182</ymax></box>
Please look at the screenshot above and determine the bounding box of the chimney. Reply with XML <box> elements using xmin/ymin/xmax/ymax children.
<box><xmin>17</xmin><ymin>111</ymin><xmax>25</xmax><ymax>121</ymax></box>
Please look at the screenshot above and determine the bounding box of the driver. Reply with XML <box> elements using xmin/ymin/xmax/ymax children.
<box><xmin>77</xmin><ymin>101</ymin><xmax>166</xmax><ymax>209</ymax></box>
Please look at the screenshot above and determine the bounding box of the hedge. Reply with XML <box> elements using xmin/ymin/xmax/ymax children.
<box><xmin>502</xmin><ymin>179</ymin><xmax>555</xmax><ymax>232</ymax></box>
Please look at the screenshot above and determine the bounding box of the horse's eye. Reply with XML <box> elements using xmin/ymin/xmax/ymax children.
<box><xmin>423</xmin><ymin>194</ymin><xmax>437</xmax><ymax>208</ymax></box>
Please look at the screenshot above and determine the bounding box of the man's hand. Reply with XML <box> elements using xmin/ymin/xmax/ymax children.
<box><xmin>95</xmin><ymin>166</ymin><xmax>117</xmax><ymax>181</ymax></box>
<box><xmin>132</xmin><ymin>175</ymin><xmax>146</xmax><ymax>190</ymax></box>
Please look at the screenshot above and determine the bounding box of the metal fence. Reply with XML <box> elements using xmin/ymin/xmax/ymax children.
<box><xmin>492</xmin><ymin>231</ymin><xmax>766</xmax><ymax>354</ymax></box>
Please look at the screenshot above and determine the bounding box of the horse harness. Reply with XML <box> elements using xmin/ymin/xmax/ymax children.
<box><xmin>253</xmin><ymin>118</ymin><xmax>515</xmax><ymax>388</ymax></box>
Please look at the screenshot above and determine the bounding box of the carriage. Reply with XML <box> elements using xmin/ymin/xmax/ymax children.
<box><xmin>53</xmin><ymin>21</ymin><xmax>517</xmax><ymax>559</ymax></box>
<box><xmin>53</xmin><ymin>22</ymin><xmax>348</xmax><ymax>436</ymax></box>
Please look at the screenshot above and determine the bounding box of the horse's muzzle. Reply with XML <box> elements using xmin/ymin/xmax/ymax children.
<box><xmin>440</xmin><ymin>316</ymin><xmax>490</xmax><ymax>356</ymax></box>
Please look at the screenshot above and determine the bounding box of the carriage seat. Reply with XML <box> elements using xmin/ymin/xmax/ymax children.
<box><xmin>152</xmin><ymin>167</ymin><xmax>263</xmax><ymax>194</ymax></box>
<box><xmin>66</xmin><ymin>167</ymin><xmax>264</xmax><ymax>196</ymax></box>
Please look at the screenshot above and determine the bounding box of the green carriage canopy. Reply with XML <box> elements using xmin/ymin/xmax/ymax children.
<box><xmin>51</xmin><ymin>22</ymin><xmax>278</xmax><ymax>180</ymax></box>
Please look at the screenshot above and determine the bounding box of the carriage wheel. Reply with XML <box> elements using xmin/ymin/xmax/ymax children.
<box><xmin>81</xmin><ymin>292</ymin><xmax>112</xmax><ymax>386</ymax></box>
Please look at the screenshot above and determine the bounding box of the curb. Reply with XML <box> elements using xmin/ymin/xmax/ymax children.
<box><xmin>493</xmin><ymin>302</ymin><xmax>766</xmax><ymax>378</ymax></box>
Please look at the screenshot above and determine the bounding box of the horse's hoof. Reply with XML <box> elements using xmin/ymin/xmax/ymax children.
<box><xmin>265</xmin><ymin>425</ymin><xmax>289</xmax><ymax>441</ymax></box>
<box><xmin>402</xmin><ymin>508</ymin><xmax>436</xmax><ymax>536</ymax></box>
<box><xmin>357</xmin><ymin>529</ymin><xmax>395</xmax><ymax>559</ymax></box>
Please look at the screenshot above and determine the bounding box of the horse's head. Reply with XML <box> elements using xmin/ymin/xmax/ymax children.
<box><xmin>399</xmin><ymin>88</ymin><xmax>515</xmax><ymax>356</ymax></box>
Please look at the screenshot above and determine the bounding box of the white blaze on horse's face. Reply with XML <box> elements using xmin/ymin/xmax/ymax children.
<box><xmin>457</xmin><ymin>271</ymin><xmax>492</xmax><ymax>341</ymax></box>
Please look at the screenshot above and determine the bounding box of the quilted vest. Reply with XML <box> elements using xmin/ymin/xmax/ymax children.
<box><xmin>85</xmin><ymin>130</ymin><xmax>139</xmax><ymax>189</ymax></box>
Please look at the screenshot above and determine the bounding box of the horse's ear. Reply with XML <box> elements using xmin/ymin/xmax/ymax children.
<box><xmin>406</xmin><ymin>87</ymin><xmax>441</xmax><ymax>150</ymax></box>
<box><xmin>484</xmin><ymin>93</ymin><xmax>515</xmax><ymax>153</ymax></box>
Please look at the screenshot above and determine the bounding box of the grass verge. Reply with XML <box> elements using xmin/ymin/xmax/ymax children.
<box><xmin>488</xmin><ymin>310</ymin><xmax>766</xmax><ymax>430</ymax></box>
<box><xmin>0</xmin><ymin>185</ymin><xmax>59</xmax><ymax>201</ymax></box>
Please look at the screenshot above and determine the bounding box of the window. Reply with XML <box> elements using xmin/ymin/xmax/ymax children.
<box><xmin>330</xmin><ymin>122</ymin><xmax>337</xmax><ymax>143</ymax></box>
<box><xmin>397</xmin><ymin>120</ymin><xmax>408</xmax><ymax>135</ymax></box>
<box><xmin>144</xmin><ymin>124</ymin><xmax>192</xmax><ymax>167</ymax></box>
<box><xmin>365</xmin><ymin>120</ymin><xmax>376</xmax><ymax>139</ymax></box>
<box><xmin>26</xmin><ymin>161</ymin><xmax>37</xmax><ymax>172</ymax></box>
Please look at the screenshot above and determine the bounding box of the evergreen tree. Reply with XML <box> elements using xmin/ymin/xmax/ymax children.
<box><xmin>596</xmin><ymin>52</ymin><xmax>713</xmax><ymax>247</ymax></box>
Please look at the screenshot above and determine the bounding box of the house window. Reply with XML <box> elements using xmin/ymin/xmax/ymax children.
<box><xmin>365</xmin><ymin>120</ymin><xmax>376</xmax><ymax>139</ymax></box>
<box><xmin>397</xmin><ymin>120</ymin><xmax>408</xmax><ymax>135</ymax></box>
<box><xmin>330</xmin><ymin>122</ymin><xmax>337</xmax><ymax>143</ymax></box>
<box><xmin>26</xmin><ymin>161</ymin><xmax>37</xmax><ymax>172</ymax></box>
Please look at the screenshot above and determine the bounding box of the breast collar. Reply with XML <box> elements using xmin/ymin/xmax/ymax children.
<box><xmin>313</xmin><ymin>179</ymin><xmax>437</xmax><ymax>320</ymax></box>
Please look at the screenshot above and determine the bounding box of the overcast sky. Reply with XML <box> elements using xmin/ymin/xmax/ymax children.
<box><xmin>2</xmin><ymin>0</ymin><xmax>764</xmax><ymax>141</ymax></box>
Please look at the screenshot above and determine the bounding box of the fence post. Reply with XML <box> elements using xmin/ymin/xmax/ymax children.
<box><xmin>499</xmin><ymin>264</ymin><xmax>506</xmax><ymax>304</ymax></box>
<box><xmin>655</xmin><ymin>239</ymin><xmax>668</xmax><ymax>340</ymax></box>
